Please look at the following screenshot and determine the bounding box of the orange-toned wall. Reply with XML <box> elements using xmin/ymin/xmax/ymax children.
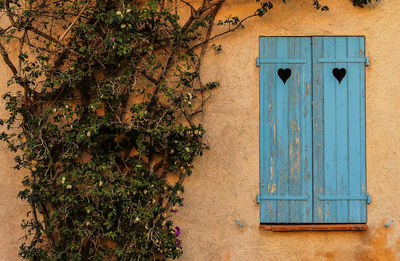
<box><xmin>1</xmin><ymin>0</ymin><xmax>400</xmax><ymax>260</ymax></box>
<box><xmin>174</xmin><ymin>0</ymin><xmax>400</xmax><ymax>260</ymax></box>
<box><xmin>0</xmin><ymin>58</ymin><xmax>29</xmax><ymax>259</ymax></box>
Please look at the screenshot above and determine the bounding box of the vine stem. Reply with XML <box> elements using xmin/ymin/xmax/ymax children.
<box><xmin>59</xmin><ymin>2</ymin><xmax>90</xmax><ymax>41</ymax></box>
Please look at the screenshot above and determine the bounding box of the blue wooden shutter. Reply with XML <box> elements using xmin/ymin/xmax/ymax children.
<box><xmin>258</xmin><ymin>37</ymin><xmax>313</xmax><ymax>223</ymax></box>
<box><xmin>312</xmin><ymin>36</ymin><xmax>367</xmax><ymax>223</ymax></box>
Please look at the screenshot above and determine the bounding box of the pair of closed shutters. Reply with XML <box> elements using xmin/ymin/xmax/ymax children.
<box><xmin>258</xmin><ymin>36</ymin><xmax>367</xmax><ymax>224</ymax></box>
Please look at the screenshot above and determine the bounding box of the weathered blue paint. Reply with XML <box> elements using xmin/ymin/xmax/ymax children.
<box><xmin>319</xmin><ymin>195</ymin><xmax>368</xmax><ymax>200</ymax></box>
<box><xmin>312</xmin><ymin>36</ymin><xmax>367</xmax><ymax>223</ymax></box>
<box><xmin>235</xmin><ymin>220</ymin><xmax>244</xmax><ymax>227</ymax></box>
<box><xmin>257</xmin><ymin>195</ymin><xmax>309</xmax><ymax>201</ymax></box>
<box><xmin>259</xmin><ymin>36</ymin><xmax>367</xmax><ymax>224</ymax></box>
<box><xmin>384</xmin><ymin>220</ymin><xmax>394</xmax><ymax>227</ymax></box>
<box><xmin>317</xmin><ymin>58</ymin><xmax>367</xmax><ymax>63</ymax></box>
<box><xmin>259</xmin><ymin>37</ymin><xmax>313</xmax><ymax>223</ymax></box>
<box><xmin>365</xmin><ymin>56</ymin><xmax>370</xmax><ymax>66</ymax></box>
<box><xmin>257</xmin><ymin>58</ymin><xmax>308</xmax><ymax>64</ymax></box>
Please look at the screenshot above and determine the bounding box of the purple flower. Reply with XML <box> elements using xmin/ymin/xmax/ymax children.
<box><xmin>110</xmin><ymin>37</ymin><xmax>115</xmax><ymax>42</ymax></box>
<box><xmin>175</xmin><ymin>226</ymin><xmax>180</xmax><ymax>236</ymax></box>
<box><xmin>180</xmin><ymin>203</ymin><xmax>184</xmax><ymax>207</ymax></box>
<box><xmin>173</xmin><ymin>209</ymin><xmax>178</xmax><ymax>213</ymax></box>
<box><xmin>176</xmin><ymin>239</ymin><xmax>181</xmax><ymax>247</ymax></box>
<box><xmin>181</xmin><ymin>197</ymin><xmax>184</xmax><ymax>201</ymax></box>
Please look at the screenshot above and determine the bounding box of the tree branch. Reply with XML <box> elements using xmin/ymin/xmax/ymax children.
<box><xmin>0</xmin><ymin>41</ymin><xmax>17</xmax><ymax>76</ymax></box>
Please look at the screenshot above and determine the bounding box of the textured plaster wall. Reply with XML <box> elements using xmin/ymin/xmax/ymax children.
<box><xmin>0</xmin><ymin>62</ymin><xmax>30</xmax><ymax>260</ymax></box>
<box><xmin>173</xmin><ymin>0</ymin><xmax>400</xmax><ymax>260</ymax></box>
<box><xmin>1</xmin><ymin>0</ymin><xmax>400</xmax><ymax>260</ymax></box>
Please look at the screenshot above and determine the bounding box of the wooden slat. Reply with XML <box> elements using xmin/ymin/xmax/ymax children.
<box><xmin>312</xmin><ymin>36</ymin><xmax>325</xmax><ymax>223</ymax></box>
<box><xmin>312</xmin><ymin>36</ymin><xmax>367</xmax><ymax>223</ymax></box>
<box><xmin>335</xmin><ymin>37</ymin><xmax>349</xmax><ymax>223</ymax></box>
<box><xmin>259</xmin><ymin>36</ymin><xmax>277</xmax><ymax>223</ymax></box>
<box><xmin>260</xmin><ymin>224</ymin><xmax>368</xmax><ymax>232</ymax></box>
<box><xmin>276</xmin><ymin>37</ymin><xmax>290</xmax><ymax>222</ymax></box>
<box><xmin>259</xmin><ymin>37</ymin><xmax>312</xmax><ymax>223</ymax></box>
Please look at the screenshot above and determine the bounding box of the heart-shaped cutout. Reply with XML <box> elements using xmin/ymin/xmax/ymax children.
<box><xmin>278</xmin><ymin>68</ymin><xmax>291</xmax><ymax>84</ymax></box>
<box><xmin>332</xmin><ymin>68</ymin><xmax>346</xmax><ymax>84</ymax></box>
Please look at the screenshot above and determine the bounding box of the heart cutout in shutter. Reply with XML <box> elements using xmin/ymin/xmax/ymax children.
<box><xmin>278</xmin><ymin>68</ymin><xmax>291</xmax><ymax>84</ymax></box>
<box><xmin>332</xmin><ymin>68</ymin><xmax>346</xmax><ymax>84</ymax></box>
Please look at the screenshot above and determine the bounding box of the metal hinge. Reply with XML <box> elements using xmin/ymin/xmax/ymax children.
<box><xmin>365</xmin><ymin>56</ymin><xmax>370</xmax><ymax>66</ymax></box>
<box><xmin>367</xmin><ymin>194</ymin><xmax>371</xmax><ymax>204</ymax></box>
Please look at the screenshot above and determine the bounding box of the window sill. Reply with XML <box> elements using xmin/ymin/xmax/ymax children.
<box><xmin>260</xmin><ymin>224</ymin><xmax>368</xmax><ymax>232</ymax></box>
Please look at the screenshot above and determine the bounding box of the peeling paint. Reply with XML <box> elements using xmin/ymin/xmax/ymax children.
<box><xmin>268</xmin><ymin>183</ymin><xmax>276</xmax><ymax>193</ymax></box>
<box><xmin>270</xmin><ymin>158</ymin><xmax>274</xmax><ymax>182</ymax></box>
<box><xmin>273</xmin><ymin>123</ymin><xmax>276</xmax><ymax>141</ymax></box>
<box><xmin>304</xmin><ymin>157</ymin><xmax>309</xmax><ymax>181</ymax></box>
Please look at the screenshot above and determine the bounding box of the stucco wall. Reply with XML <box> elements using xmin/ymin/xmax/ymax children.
<box><xmin>1</xmin><ymin>0</ymin><xmax>400</xmax><ymax>260</ymax></box>
<box><xmin>0</xmin><ymin>64</ymin><xmax>30</xmax><ymax>260</ymax></box>
<box><xmin>173</xmin><ymin>0</ymin><xmax>400</xmax><ymax>260</ymax></box>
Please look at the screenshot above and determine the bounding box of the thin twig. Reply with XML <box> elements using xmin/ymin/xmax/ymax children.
<box><xmin>59</xmin><ymin>2</ymin><xmax>89</xmax><ymax>41</ymax></box>
<box><xmin>190</xmin><ymin>14</ymin><xmax>257</xmax><ymax>51</ymax></box>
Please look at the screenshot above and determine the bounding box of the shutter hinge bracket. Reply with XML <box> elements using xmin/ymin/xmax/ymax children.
<box><xmin>257</xmin><ymin>194</ymin><xmax>261</xmax><ymax>204</ymax></box>
<box><xmin>256</xmin><ymin>57</ymin><xmax>260</xmax><ymax>67</ymax></box>
<box><xmin>365</xmin><ymin>56</ymin><xmax>370</xmax><ymax>66</ymax></box>
<box><xmin>367</xmin><ymin>194</ymin><xmax>371</xmax><ymax>204</ymax></box>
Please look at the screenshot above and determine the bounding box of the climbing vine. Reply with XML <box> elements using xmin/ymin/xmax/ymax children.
<box><xmin>0</xmin><ymin>0</ymin><xmax>375</xmax><ymax>260</ymax></box>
